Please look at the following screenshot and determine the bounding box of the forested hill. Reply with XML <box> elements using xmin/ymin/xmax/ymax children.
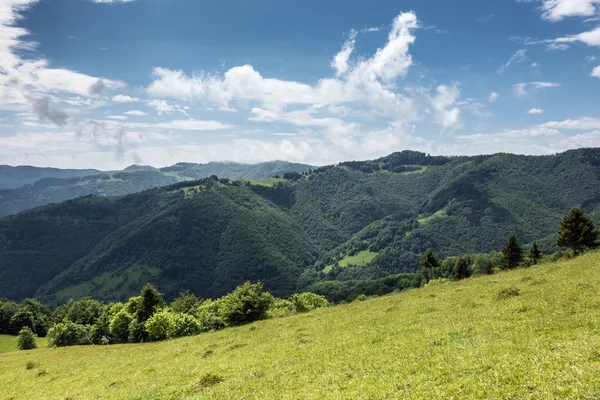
<box><xmin>1</xmin><ymin>148</ymin><xmax>600</xmax><ymax>304</ymax></box>
<box><xmin>0</xmin><ymin>160</ymin><xmax>313</xmax><ymax>216</ymax></box>
<box><xmin>0</xmin><ymin>165</ymin><xmax>100</xmax><ymax>190</ymax></box>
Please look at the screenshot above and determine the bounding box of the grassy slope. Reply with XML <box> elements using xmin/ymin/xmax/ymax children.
<box><xmin>2</xmin><ymin>253</ymin><xmax>600</xmax><ymax>399</ymax></box>
<box><xmin>0</xmin><ymin>335</ymin><xmax>47</xmax><ymax>353</ymax></box>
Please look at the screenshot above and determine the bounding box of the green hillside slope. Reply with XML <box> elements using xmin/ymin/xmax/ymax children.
<box><xmin>2</xmin><ymin>149</ymin><xmax>600</xmax><ymax>303</ymax></box>
<box><xmin>0</xmin><ymin>178</ymin><xmax>318</xmax><ymax>302</ymax></box>
<box><xmin>2</xmin><ymin>253</ymin><xmax>599</xmax><ymax>399</ymax></box>
<box><xmin>0</xmin><ymin>161</ymin><xmax>312</xmax><ymax>216</ymax></box>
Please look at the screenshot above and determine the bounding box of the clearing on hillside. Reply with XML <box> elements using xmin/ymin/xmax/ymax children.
<box><xmin>1</xmin><ymin>253</ymin><xmax>600</xmax><ymax>399</ymax></box>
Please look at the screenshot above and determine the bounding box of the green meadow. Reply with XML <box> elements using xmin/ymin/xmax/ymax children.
<box><xmin>2</xmin><ymin>252</ymin><xmax>600</xmax><ymax>399</ymax></box>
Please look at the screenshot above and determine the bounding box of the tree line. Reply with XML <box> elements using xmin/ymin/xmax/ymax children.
<box><xmin>6</xmin><ymin>206</ymin><xmax>599</xmax><ymax>350</ymax></box>
<box><xmin>3</xmin><ymin>282</ymin><xmax>329</xmax><ymax>351</ymax></box>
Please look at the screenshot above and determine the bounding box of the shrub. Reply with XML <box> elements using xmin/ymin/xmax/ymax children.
<box><xmin>196</xmin><ymin>372</ymin><xmax>224</xmax><ymax>388</ymax></box>
<box><xmin>17</xmin><ymin>327</ymin><xmax>37</xmax><ymax>350</ymax></box>
<box><xmin>128</xmin><ymin>319</ymin><xmax>145</xmax><ymax>343</ymax></box>
<box><xmin>425</xmin><ymin>277</ymin><xmax>449</xmax><ymax>286</ymax></box>
<box><xmin>354</xmin><ymin>294</ymin><xmax>368</xmax><ymax>302</ymax></box>
<box><xmin>289</xmin><ymin>293</ymin><xmax>329</xmax><ymax>312</ymax></box>
<box><xmin>267</xmin><ymin>298</ymin><xmax>295</xmax><ymax>318</ymax></box>
<box><xmin>47</xmin><ymin>322</ymin><xmax>93</xmax><ymax>347</ymax></box>
<box><xmin>195</xmin><ymin>300</ymin><xmax>226</xmax><ymax>332</ymax></box>
<box><xmin>9</xmin><ymin>310</ymin><xmax>36</xmax><ymax>335</ymax></box>
<box><xmin>167</xmin><ymin>313</ymin><xmax>202</xmax><ymax>338</ymax></box>
<box><xmin>145</xmin><ymin>311</ymin><xmax>172</xmax><ymax>341</ymax></box>
<box><xmin>170</xmin><ymin>291</ymin><xmax>199</xmax><ymax>315</ymax></box>
<box><xmin>109</xmin><ymin>309</ymin><xmax>133</xmax><ymax>343</ymax></box>
<box><xmin>219</xmin><ymin>282</ymin><xmax>272</xmax><ymax>326</ymax></box>
<box><xmin>497</xmin><ymin>287</ymin><xmax>521</xmax><ymax>300</ymax></box>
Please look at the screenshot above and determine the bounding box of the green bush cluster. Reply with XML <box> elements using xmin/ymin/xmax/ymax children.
<box><xmin>12</xmin><ymin>281</ymin><xmax>328</xmax><ymax>349</ymax></box>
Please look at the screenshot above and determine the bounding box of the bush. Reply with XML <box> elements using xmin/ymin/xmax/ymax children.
<box><xmin>47</xmin><ymin>322</ymin><xmax>93</xmax><ymax>347</ymax></box>
<box><xmin>109</xmin><ymin>309</ymin><xmax>133</xmax><ymax>343</ymax></box>
<box><xmin>497</xmin><ymin>287</ymin><xmax>521</xmax><ymax>300</ymax></box>
<box><xmin>219</xmin><ymin>282</ymin><xmax>272</xmax><ymax>326</ymax></box>
<box><xmin>425</xmin><ymin>277</ymin><xmax>449</xmax><ymax>286</ymax></box>
<box><xmin>168</xmin><ymin>313</ymin><xmax>202</xmax><ymax>338</ymax></box>
<box><xmin>289</xmin><ymin>293</ymin><xmax>329</xmax><ymax>312</ymax></box>
<box><xmin>195</xmin><ymin>300</ymin><xmax>226</xmax><ymax>332</ymax></box>
<box><xmin>128</xmin><ymin>319</ymin><xmax>145</xmax><ymax>343</ymax></box>
<box><xmin>9</xmin><ymin>310</ymin><xmax>36</xmax><ymax>335</ymax></box>
<box><xmin>267</xmin><ymin>298</ymin><xmax>295</xmax><ymax>318</ymax></box>
<box><xmin>145</xmin><ymin>311</ymin><xmax>172</xmax><ymax>341</ymax></box>
<box><xmin>354</xmin><ymin>294</ymin><xmax>368</xmax><ymax>302</ymax></box>
<box><xmin>17</xmin><ymin>327</ymin><xmax>37</xmax><ymax>350</ymax></box>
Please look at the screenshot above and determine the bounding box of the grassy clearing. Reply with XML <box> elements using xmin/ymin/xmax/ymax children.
<box><xmin>418</xmin><ymin>209</ymin><xmax>447</xmax><ymax>226</ymax></box>
<box><xmin>240</xmin><ymin>177</ymin><xmax>286</xmax><ymax>187</ymax></box>
<box><xmin>0</xmin><ymin>335</ymin><xmax>47</xmax><ymax>353</ymax></box>
<box><xmin>2</xmin><ymin>253</ymin><xmax>600</xmax><ymax>398</ymax></box>
<box><xmin>324</xmin><ymin>250</ymin><xmax>379</xmax><ymax>273</ymax></box>
<box><xmin>56</xmin><ymin>266</ymin><xmax>161</xmax><ymax>302</ymax></box>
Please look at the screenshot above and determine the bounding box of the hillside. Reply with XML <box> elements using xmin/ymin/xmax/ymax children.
<box><xmin>0</xmin><ymin>165</ymin><xmax>99</xmax><ymax>190</ymax></box>
<box><xmin>0</xmin><ymin>160</ymin><xmax>312</xmax><ymax>216</ymax></box>
<box><xmin>2</xmin><ymin>149</ymin><xmax>600</xmax><ymax>303</ymax></box>
<box><xmin>1</xmin><ymin>253</ymin><xmax>599</xmax><ymax>399</ymax></box>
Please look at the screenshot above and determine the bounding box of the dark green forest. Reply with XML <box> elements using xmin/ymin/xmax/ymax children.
<box><xmin>2</xmin><ymin>148</ymin><xmax>600</xmax><ymax>304</ymax></box>
<box><xmin>0</xmin><ymin>160</ymin><xmax>312</xmax><ymax>216</ymax></box>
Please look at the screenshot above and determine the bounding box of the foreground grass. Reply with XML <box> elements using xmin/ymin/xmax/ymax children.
<box><xmin>2</xmin><ymin>254</ymin><xmax>600</xmax><ymax>399</ymax></box>
<box><xmin>0</xmin><ymin>335</ymin><xmax>47</xmax><ymax>353</ymax></box>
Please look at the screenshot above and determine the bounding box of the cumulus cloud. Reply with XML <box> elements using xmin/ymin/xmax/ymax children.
<box><xmin>489</xmin><ymin>92</ymin><xmax>499</xmax><ymax>103</ymax></box>
<box><xmin>521</xmin><ymin>0</ymin><xmax>600</xmax><ymax>21</ymax></box>
<box><xmin>148</xmin><ymin>99</ymin><xmax>175</xmax><ymax>115</ymax></box>
<box><xmin>592</xmin><ymin>65</ymin><xmax>600</xmax><ymax>77</ymax></box>
<box><xmin>112</xmin><ymin>95</ymin><xmax>140</xmax><ymax>103</ymax></box>
<box><xmin>331</xmin><ymin>30</ymin><xmax>357</xmax><ymax>76</ymax></box>
<box><xmin>528</xmin><ymin>108</ymin><xmax>545</xmax><ymax>114</ymax></box>
<box><xmin>0</xmin><ymin>0</ymin><xmax>125</xmax><ymax>112</ymax></box>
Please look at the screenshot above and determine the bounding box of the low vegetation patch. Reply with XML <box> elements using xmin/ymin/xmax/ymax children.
<box><xmin>497</xmin><ymin>287</ymin><xmax>521</xmax><ymax>300</ymax></box>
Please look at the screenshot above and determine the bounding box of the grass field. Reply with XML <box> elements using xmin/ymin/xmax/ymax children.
<box><xmin>0</xmin><ymin>335</ymin><xmax>47</xmax><ymax>354</ymax></box>
<box><xmin>2</xmin><ymin>253</ymin><xmax>600</xmax><ymax>399</ymax></box>
<box><xmin>324</xmin><ymin>250</ymin><xmax>379</xmax><ymax>273</ymax></box>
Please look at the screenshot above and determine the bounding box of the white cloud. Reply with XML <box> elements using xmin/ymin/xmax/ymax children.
<box><xmin>497</xmin><ymin>49</ymin><xmax>527</xmax><ymax>74</ymax></box>
<box><xmin>592</xmin><ymin>65</ymin><xmax>600</xmax><ymax>77</ymax></box>
<box><xmin>430</xmin><ymin>84</ymin><xmax>461</xmax><ymax>129</ymax></box>
<box><xmin>107</xmin><ymin>115</ymin><xmax>127</xmax><ymax>120</ymax></box>
<box><xmin>0</xmin><ymin>0</ymin><xmax>125</xmax><ymax>112</ymax></box>
<box><xmin>489</xmin><ymin>92</ymin><xmax>499</xmax><ymax>103</ymax></box>
<box><xmin>112</xmin><ymin>95</ymin><xmax>140</xmax><ymax>103</ymax></box>
<box><xmin>528</xmin><ymin>108</ymin><xmax>545</xmax><ymax>114</ymax></box>
<box><xmin>148</xmin><ymin>99</ymin><xmax>175</xmax><ymax>115</ymax></box>
<box><xmin>124</xmin><ymin>110</ymin><xmax>148</xmax><ymax>116</ymax></box>
<box><xmin>525</xmin><ymin>0</ymin><xmax>600</xmax><ymax>21</ymax></box>
<box><xmin>331</xmin><ymin>30</ymin><xmax>356</xmax><ymax>76</ymax></box>
<box><xmin>546</xmin><ymin>42</ymin><xmax>570</xmax><ymax>50</ymax></box>
<box><xmin>513</xmin><ymin>81</ymin><xmax>561</xmax><ymax>97</ymax></box>
<box><xmin>540</xmin><ymin>116</ymin><xmax>600</xmax><ymax>129</ymax></box>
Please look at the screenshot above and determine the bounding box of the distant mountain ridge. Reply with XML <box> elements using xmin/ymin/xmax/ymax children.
<box><xmin>0</xmin><ymin>165</ymin><xmax>100</xmax><ymax>190</ymax></box>
<box><xmin>0</xmin><ymin>160</ymin><xmax>314</xmax><ymax>216</ymax></box>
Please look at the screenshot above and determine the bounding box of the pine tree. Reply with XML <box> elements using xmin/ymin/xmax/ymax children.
<box><xmin>557</xmin><ymin>206</ymin><xmax>600</xmax><ymax>255</ymax></box>
<box><xmin>502</xmin><ymin>233</ymin><xmax>523</xmax><ymax>269</ymax></box>
<box><xmin>527</xmin><ymin>241</ymin><xmax>542</xmax><ymax>265</ymax></box>
<box><xmin>420</xmin><ymin>248</ymin><xmax>441</xmax><ymax>280</ymax></box>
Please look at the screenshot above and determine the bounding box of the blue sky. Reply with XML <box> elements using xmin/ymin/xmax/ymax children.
<box><xmin>1</xmin><ymin>0</ymin><xmax>599</xmax><ymax>169</ymax></box>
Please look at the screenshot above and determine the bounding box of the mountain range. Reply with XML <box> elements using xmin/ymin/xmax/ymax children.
<box><xmin>0</xmin><ymin>161</ymin><xmax>313</xmax><ymax>217</ymax></box>
<box><xmin>1</xmin><ymin>149</ymin><xmax>599</xmax><ymax>304</ymax></box>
